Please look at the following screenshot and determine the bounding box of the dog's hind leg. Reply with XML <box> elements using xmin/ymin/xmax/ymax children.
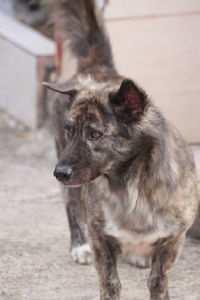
<box><xmin>148</xmin><ymin>234</ymin><xmax>185</xmax><ymax>300</ymax></box>
<box><xmin>63</xmin><ymin>186</ymin><xmax>91</xmax><ymax>265</ymax></box>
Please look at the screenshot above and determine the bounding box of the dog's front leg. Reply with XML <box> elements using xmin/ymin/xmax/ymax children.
<box><xmin>87</xmin><ymin>196</ymin><xmax>121</xmax><ymax>299</ymax></box>
<box><xmin>90</xmin><ymin>229</ymin><xmax>121</xmax><ymax>300</ymax></box>
<box><xmin>148</xmin><ymin>234</ymin><xmax>185</xmax><ymax>300</ymax></box>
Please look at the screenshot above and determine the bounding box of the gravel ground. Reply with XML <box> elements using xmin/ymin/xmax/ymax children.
<box><xmin>0</xmin><ymin>109</ymin><xmax>200</xmax><ymax>300</ymax></box>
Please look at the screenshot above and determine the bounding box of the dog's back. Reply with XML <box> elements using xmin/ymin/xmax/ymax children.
<box><xmin>50</xmin><ymin>0</ymin><xmax>119</xmax><ymax>79</ymax></box>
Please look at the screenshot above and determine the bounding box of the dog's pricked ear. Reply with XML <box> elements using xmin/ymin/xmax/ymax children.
<box><xmin>42</xmin><ymin>81</ymin><xmax>78</xmax><ymax>97</ymax></box>
<box><xmin>110</xmin><ymin>79</ymin><xmax>147</xmax><ymax>120</ymax></box>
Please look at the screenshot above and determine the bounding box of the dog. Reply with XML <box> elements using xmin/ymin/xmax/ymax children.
<box><xmin>44</xmin><ymin>1</ymin><xmax>199</xmax><ymax>299</ymax></box>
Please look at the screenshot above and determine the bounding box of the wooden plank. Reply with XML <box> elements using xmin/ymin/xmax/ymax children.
<box><xmin>0</xmin><ymin>13</ymin><xmax>55</xmax><ymax>127</ymax></box>
<box><xmin>0</xmin><ymin>37</ymin><xmax>37</xmax><ymax>127</ymax></box>
<box><xmin>0</xmin><ymin>12</ymin><xmax>55</xmax><ymax>56</ymax></box>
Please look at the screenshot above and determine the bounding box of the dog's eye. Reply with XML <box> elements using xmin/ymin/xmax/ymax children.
<box><xmin>64</xmin><ymin>123</ymin><xmax>73</xmax><ymax>136</ymax></box>
<box><xmin>88</xmin><ymin>130</ymin><xmax>103</xmax><ymax>140</ymax></box>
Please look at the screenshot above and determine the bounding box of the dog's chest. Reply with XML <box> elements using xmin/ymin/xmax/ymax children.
<box><xmin>101</xmin><ymin>184</ymin><xmax>170</xmax><ymax>257</ymax></box>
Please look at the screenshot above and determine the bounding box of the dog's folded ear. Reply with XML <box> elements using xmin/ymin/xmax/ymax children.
<box><xmin>42</xmin><ymin>80</ymin><xmax>78</xmax><ymax>98</ymax></box>
<box><xmin>110</xmin><ymin>79</ymin><xmax>148</xmax><ymax>120</ymax></box>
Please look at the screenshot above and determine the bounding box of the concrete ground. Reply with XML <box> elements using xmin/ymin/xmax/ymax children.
<box><xmin>0</xmin><ymin>109</ymin><xmax>200</xmax><ymax>300</ymax></box>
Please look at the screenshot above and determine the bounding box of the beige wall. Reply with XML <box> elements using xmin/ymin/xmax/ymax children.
<box><xmin>105</xmin><ymin>0</ymin><xmax>200</xmax><ymax>18</ymax></box>
<box><xmin>105</xmin><ymin>0</ymin><xmax>200</xmax><ymax>143</ymax></box>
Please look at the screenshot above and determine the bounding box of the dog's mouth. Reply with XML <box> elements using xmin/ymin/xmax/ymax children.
<box><xmin>53</xmin><ymin>164</ymin><xmax>101</xmax><ymax>186</ymax></box>
<box><xmin>62</xmin><ymin>182</ymin><xmax>82</xmax><ymax>187</ymax></box>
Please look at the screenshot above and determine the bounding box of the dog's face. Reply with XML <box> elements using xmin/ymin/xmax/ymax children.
<box><xmin>44</xmin><ymin>78</ymin><xmax>148</xmax><ymax>186</ymax></box>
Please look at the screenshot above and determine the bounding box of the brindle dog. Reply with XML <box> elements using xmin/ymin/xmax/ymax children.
<box><xmin>44</xmin><ymin>1</ymin><xmax>199</xmax><ymax>299</ymax></box>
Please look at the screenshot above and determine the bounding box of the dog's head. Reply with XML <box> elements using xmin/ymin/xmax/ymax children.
<box><xmin>44</xmin><ymin>77</ymin><xmax>150</xmax><ymax>187</ymax></box>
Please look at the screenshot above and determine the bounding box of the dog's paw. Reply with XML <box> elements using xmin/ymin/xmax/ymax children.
<box><xmin>70</xmin><ymin>244</ymin><xmax>92</xmax><ymax>265</ymax></box>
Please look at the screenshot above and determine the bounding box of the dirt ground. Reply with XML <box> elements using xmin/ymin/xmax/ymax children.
<box><xmin>0</xmin><ymin>109</ymin><xmax>200</xmax><ymax>300</ymax></box>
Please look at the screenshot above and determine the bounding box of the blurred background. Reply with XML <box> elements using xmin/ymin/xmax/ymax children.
<box><xmin>0</xmin><ymin>0</ymin><xmax>200</xmax><ymax>141</ymax></box>
<box><xmin>0</xmin><ymin>1</ymin><xmax>200</xmax><ymax>299</ymax></box>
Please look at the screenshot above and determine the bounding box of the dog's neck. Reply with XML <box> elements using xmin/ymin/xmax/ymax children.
<box><xmin>104</xmin><ymin>144</ymin><xmax>152</xmax><ymax>195</ymax></box>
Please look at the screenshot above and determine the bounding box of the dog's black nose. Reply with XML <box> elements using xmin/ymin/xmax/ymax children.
<box><xmin>28</xmin><ymin>0</ymin><xmax>39</xmax><ymax>10</ymax></box>
<box><xmin>53</xmin><ymin>165</ymin><xmax>72</xmax><ymax>181</ymax></box>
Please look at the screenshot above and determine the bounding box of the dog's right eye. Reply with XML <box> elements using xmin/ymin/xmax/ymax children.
<box><xmin>87</xmin><ymin>130</ymin><xmax>103</xmax><ymax>141</ymax></box>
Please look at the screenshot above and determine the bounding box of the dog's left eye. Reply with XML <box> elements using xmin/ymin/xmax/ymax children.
<box><xmin>64</xmin><ymin>123</ymin><xmax>73</xmax><ymax>136</ymax></box>
<box><xmin>88</xmin><ymin>130</ymin><xmax>103</xmax><ymax>140</ymax></box>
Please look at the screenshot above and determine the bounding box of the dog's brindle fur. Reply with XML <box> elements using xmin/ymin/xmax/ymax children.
<box><xmin>45</xmin><ymin>1</ymin><xmax>199</xmax><ymax>299</ymax></box>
